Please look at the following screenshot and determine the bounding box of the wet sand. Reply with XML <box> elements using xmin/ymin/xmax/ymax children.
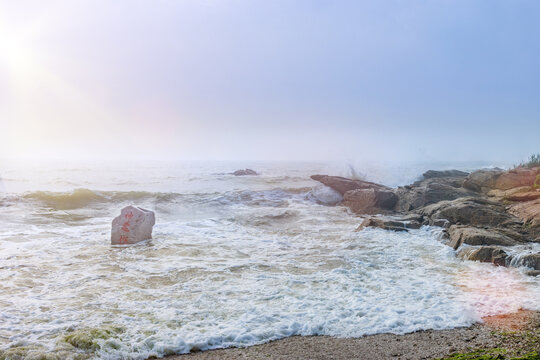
<box><xmin>168</xmin><ymin>310</ymin><xmax>540</xmax><ymax>360</ymax></box>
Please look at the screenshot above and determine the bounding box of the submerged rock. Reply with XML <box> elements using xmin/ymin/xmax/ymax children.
<box><xmin>233</xmin><ymin>169</ymin><xmax>258</xmax><ymax>176</ymax></box>
<box><xmin>457</xmin><ymin>246</ymin><xmax>508</xmax><ymax>266</ymax></box>
<box><xmin>447</xmin><ymin>225</ymin><xmax>518</xmax><ymax>250</ymax></box>
<box><xmin>111</xmin><ymin>205</ymin><xmax>155</xmax><ymax>245</ymax></box>
<box><xmin>356</xmin><ymin>216</ymin><xmax>422</xmax><ymax>232</ymax></box>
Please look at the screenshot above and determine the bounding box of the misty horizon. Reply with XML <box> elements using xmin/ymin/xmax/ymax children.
<box><xmin>1</xmin><ymin>1</ymin><xmax>539</xmax><ymax>163</ymax></box>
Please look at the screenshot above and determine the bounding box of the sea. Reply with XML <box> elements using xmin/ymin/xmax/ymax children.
<box><xmin>0</xmin><ymin>160</ymin><xmax>539</xmax><ymax>359</ymax></box>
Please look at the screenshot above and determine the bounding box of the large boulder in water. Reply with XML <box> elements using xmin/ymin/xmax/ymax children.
<box><xmin>111</xmin><ymin>205</ymin><xmax>156</xmax><ymax>245</ymax></box>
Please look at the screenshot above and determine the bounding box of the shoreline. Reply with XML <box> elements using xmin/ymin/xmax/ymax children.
<box><xmin>168</xmin><ymin>310</ymin><xmax>540</xmax><ymax>360</ymax></box>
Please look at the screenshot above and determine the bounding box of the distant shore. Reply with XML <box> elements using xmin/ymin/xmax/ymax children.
<box><xmin>169</xmin><ymin>310</ymin><xmax>540</xmax><ymax>360</ymax></box>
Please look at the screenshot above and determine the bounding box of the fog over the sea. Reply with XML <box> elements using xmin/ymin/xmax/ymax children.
<box><xmin>0</xmin><ymin>0</ymin><xmax>539</xmax><ymax>163</ymax></box>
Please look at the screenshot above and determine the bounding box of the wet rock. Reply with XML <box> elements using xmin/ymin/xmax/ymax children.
<box><xmin>525</xmin><ymin>270</ymin><xmax>540</xmax><ymax>277</ymax></box>
<box><xmin>356</xmin><ymin>216</ymin><xmax>422</xmax><ymax>232</ymax></box>
<box><xmin>111</xmin><ymin>205</ymin><xmax>155</xmax><ymax>245</ymax></box>
<box><xmin>463</xmin><ymin>169</ymin><xmax>504</xmax><ymax>193</ymax></box>
<box><xmin>310</xmin><ymin>175</ymin><xmax>389</xmax><ymax>195</ymax></box>
<box><xmin>457</xmin><ymin>246</ymin><xmax>508</xmax><ymax>266</ymax></box>
<box><xmin>233</xmin><ymin>169</ymin><xmax>258</xmax><ymax>176</ymax></box>
<box><xmin>519</xmin><ymin>254</ymin><xmax>540</xmax><ymax>270</ymax></box>
<box><xmin>447</xmin><ymin>225</ymin><xmax>519</xmax><ymax>250</ymax></box>
<box><xmin>343</xmin><ymin>188</ymin><xmax>398</xmax><ymax>214</ymax></box>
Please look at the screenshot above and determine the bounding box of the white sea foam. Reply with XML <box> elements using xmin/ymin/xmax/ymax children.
<box><xmin>0</xmin><ymin>161</ymin><xmax>538</xmax><ymax>359</ymax></box>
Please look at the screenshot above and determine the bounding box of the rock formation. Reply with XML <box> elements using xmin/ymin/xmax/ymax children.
<box><xmin>311</xmin><ymin>165</ymin><xmax>540</xmax><ymax>275</ymax></box>
<box><xmin>111</xmin><ymin>205</ymin><xmax>156</xmax><ymax>245</ymax></box>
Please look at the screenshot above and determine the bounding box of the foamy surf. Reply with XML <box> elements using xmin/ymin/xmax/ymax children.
<box><xmin>0</xmin><ymin>162</ymin><xmax>538</xmax><ymax>359</ymax></box>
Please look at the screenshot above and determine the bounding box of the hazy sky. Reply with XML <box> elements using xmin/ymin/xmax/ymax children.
<box><xmin>1</xmin><ymin>0</ymin><xmax>539</xmax><ymax>163</ymax></box>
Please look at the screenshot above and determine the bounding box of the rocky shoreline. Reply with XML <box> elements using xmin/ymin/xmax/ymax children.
<box><xmin>312</xmin><ymin>166</ymin><xmax>540</xmax><ymax>276</ymax></box>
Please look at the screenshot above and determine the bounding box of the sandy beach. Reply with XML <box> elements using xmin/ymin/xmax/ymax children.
<box><xmin>170</xmin><ymin>311</ymin><xmax>540</xmax><ymax>360</ymax></box>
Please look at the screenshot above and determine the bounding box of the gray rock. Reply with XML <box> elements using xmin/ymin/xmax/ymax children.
<box><xmin>233</xmin><ymin>169</ymin><xmax>258</xmax><ymax>176</ymax></box>
<box><xmin>525</xmin><ymin>270</ymin><xmax>540</xmax><ymax>277</ymax></box>
<box><xmin>447</xmin><ymin>225</ymin><xmax>518</xmax><ymax>250</ymax></box>
<box><xmin>393</xmin><ymin>179</ymin><xmax>477</xmax><ymax>212</ymax></box>
<box><xmin>111</xmin><ymin>205</ymin><xmax>156</xmax><ymax>245</ymax></box>
<box><xmin>418</xmin><ymin>197</ymin><xmax>515</xmax><ymax>227</ymax></box>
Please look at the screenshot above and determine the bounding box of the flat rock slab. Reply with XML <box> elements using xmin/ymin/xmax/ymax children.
<box><xmin>356</xmin><ymin>216</ymin><xmax>422</xmax><ymax>232</ymax></box>
<box><xmin>111</xmin><ymin>205</ymin><xmax>156</xmax><ymax>245</ymax></box>
<box><xmin>447</xmin><ymin>225</ymin><xmax>518</xmax><ymax>250</ymax></box>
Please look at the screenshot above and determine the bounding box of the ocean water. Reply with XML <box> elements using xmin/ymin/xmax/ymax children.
<box><xmin>0</xmin><ymin>161</ymin><xmax>538</xmax><ymax>359</ymax></box>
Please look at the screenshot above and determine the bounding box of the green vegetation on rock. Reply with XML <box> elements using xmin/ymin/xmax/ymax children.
<box><xmin>438</xmin><ymin>350</ymin><xmax>539</xmax><ymax>360</ymax></box>
<box><xmin>61</xmin><ymin>326</ymin><xmax>124</xmax><ymax>351</ymax></box>
<box><xmin>521</xmin><ymin>154</ymin><xmax>540</xmax><ymax>168</ymax></box>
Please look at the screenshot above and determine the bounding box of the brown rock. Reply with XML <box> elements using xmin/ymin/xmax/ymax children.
<box><xmin>505</xmin><ymin>191</ymin><xmax>540</xmax><ymax>202</ymax></box>
<box><xmin>508</xmin><ymin>198</ymin><xmax>540</xmax><ymax>228</ymax></box>
<box><xmin>494</xmin><ymin>167</ymin><xmax>538</xmax><ymax>190</ymax></box>
<box><xmin>457</xmin><ymin>246</ymin><xmax>508</xmax><ymax>266</ymax></box>
<box><xmin>342</xmin><ymin>188</ymin><xmax>398</xmax><ymax>214</ymax></box>
<box><xmin>463</xmin><ymin>169</ymin><xmax>503</xmax><ymax>193</ymax></box>
<box><xmin>447</xmin><ymin>225</ymin><xmax>518</xmax><ymax>250</ymax></box>
<box><xmin>310</xmin><ymin>175</ymin><xmax>389</xmax><ymax>195</ymax></box>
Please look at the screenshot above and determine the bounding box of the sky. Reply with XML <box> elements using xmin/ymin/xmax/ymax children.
<box><xmin>0</xmin><ymin>0</ymin><xmax>539</xmax><ymax>163</ymax></box>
